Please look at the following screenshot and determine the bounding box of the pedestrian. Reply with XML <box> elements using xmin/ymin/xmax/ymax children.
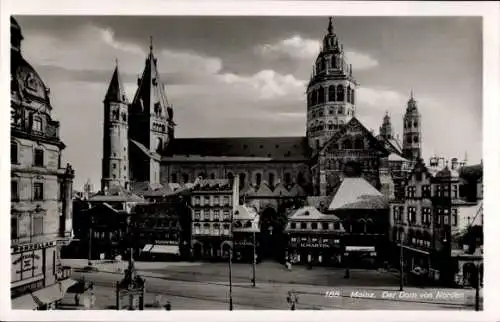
<box><xmin>74</xmin><ymin>293</ymin><xmax>80</xmax><ymax>307</ymax></box>
<box><xmin>90</xmin><ymin>291</ymin><xmax>96</xmax><ymax>308</ymax></box>
<box><xmin>164</xmin><ymin>301</ymin><xmax>171</xmax><ymax>311</ymax></box>
<box><xmin>154</xmin><ymin>294</ymin><xmax>162</xmax><ymax>308</ymax></box>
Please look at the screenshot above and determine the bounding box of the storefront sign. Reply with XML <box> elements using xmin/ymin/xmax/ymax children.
<box><xmin>11</xmin><ymin>250</ymin><xmax>43</xmax><ymax>282</ymax></box>
<box><xmin>299</xmin><ymin>243</ymin><xmax>330</xmax><ymax>248</ymax></box>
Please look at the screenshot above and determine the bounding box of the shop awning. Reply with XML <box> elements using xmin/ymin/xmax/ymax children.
<box><xmin>142</xmin><ymin>244</ymin><xmax>154</xmax><ymax>252</ymax></box>
<box><xmin>11</xmin><ymin>293</ymin><xmax>38</xmax><ymax>310</ymax></box>
<box><xmin>345</xmin><ymin>246</ymin><xmax>376</xmax><ymax>252</ymax></box>
<box><xmin>150</xmin><ymin>245</ymin><xmax>180</xmax><ymax>255</ymax></box>
<box><xmin>31</xmin><ymin>279</ymin><xmax>77</xmax><ymax>305</ymax></box>
<box><xmin>401</xmin><ymin>245</ymin><xmax>430</xmax><ymax>255</ymax></box>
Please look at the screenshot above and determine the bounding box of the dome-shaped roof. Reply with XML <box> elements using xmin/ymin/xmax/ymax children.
<box><xmin>12</xmin><ymin>56</ymin><xmax>51</xmax><ymax>104</ymax></box>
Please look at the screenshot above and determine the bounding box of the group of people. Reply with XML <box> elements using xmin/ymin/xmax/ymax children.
<box><xmin>73</xmin><ymin>282</ymin><xmax>96</xmax><ymax>309</ymax></box>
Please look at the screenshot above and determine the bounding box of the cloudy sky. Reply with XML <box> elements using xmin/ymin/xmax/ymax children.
<box><xmin>14</xmin><ymin>16</ymin><xmax>482</xmax><ymax>189</ymax></box>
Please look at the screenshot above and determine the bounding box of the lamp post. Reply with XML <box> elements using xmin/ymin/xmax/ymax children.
<box><xmin>251</xmin><ymin>229</ymin><xmax>256</xmax><ymax>287</ymax></box>
<box><xmin>344</xmin><ymin>251</ymin><xmax>350</xmax><ymax>279</ymax></box>
<box><xmin>475</xmin><ymin>259</ymin><xmax>481</xmax><ymax>311</ymax></box>
<box><xmin>87</xmin><ymin>215</ymin><xmax>94</xmax><ymax>267</ymax></box>
<box><xmin>228</xmin><ymin>209</ymin><xmax>234</xmax><ymax>311</ymax></box>
<box><xmin>399</xmin><ymin>232</ymin><xmax>404</xmax><ymax>291</ymax></box>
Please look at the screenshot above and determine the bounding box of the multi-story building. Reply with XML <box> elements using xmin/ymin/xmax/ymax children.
<box><xmin>286</xmin><ymin>206</ymin><xmax>344</xmax><ymax>266</ymax></box>
<box><xmin>190</xmin><ymin>178</ymin><xmax>239</xmax><ymax>260</ymax></box>
<box><xmin>232</xmin><ymin>204</ymin><xmax>260</xmax><ymax>262</ymax></box>
<box><xmin>325</xmin><ymin>177</ymin><xmax>391</xmax><ymax>267</ymax></box>
<box><xmin>10</xmin><ymin>17</ymin><xmax>75</xmax><ymax>310</ymax></box>
<box><xmin>389</xmin><ymin>157</ymin><xmax>482</xmax><ymax>286</ymax></box>
<box><xmin>134</xmin><ymin>190</ymin><xmax>191</xmax><ymax>260</ymax></box>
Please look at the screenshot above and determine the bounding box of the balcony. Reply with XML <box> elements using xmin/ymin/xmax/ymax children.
<box><xmin>11</xmin><ymin>120</ymin><xmax>61</xmax><ymax>142</ymax></box>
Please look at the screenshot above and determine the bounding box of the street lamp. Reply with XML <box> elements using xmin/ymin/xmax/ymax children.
<box><xmin>344</xmin><ymin>251</ymin><xmax>350</xmax><ymax>279</ymax></box>
<box><xmin>251</xmin><ymin>229</ymin><xmax>256</xmax><ymax>287</ymax></box>
<box><xmin>228</xmin><ymin>210</ymin><xmax>235</xmax><ymax>311</ymax></box>
<box><xmin>399</xmin><ymin>231</ymin><xmax>404</xmax><ymax>291</ymax></box>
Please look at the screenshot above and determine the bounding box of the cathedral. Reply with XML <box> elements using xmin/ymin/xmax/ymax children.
<box><xmin>100</xmin><ymin>17</ymin><xmax>418</xmax><ymax>199</ymax></box>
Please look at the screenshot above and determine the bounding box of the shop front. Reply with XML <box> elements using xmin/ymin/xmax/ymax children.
<box><xmin>344</xmin><ymin>246</ymin><xmax>377</xmax><ymax>268</ymax></box>
<box><xmin>288</xmin><ymin>235</ymin><xmax>342</xmax><ymax>266</ymax></box>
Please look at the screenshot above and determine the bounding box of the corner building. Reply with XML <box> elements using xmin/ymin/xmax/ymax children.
<box><xmin>10</xmin><ymin>17</ymin><xmax>75</xmax><ymax>310</ymax></box>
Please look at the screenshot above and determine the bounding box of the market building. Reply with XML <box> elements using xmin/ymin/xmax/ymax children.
<box><xmin>286</xmin><ymin>206</ymin><xmax>344</xmax><ymax>266</ymax></box>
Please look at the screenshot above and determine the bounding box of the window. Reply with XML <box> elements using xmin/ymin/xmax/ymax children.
<box><xmin>171</xmin><ymin>173</ymin><xmax>177</xmax><ymax>183</ymax></box>
<box><xmin>239</xmin><ymin>173</ymin><xmax>246</xmax><ymax>189</ymax></box>
<box><xmin>210</xmin><ymin>173</ymin><xmax>215</xmax><ymax>179</ymax></box>
<box><xmin>422</xmin><ymin>208</ymin><xmax>431</xmax><ymax>225</ymax></box>
<box><xmin>311</xmin><ymin>89</ymin><xmax>317</xmax><ymax>106</ymax></box>
<box><xmin>311</xmin><ymin>222</ymin><xmax>318</xmax><ymax>230</ymax></box>
<box><xmin>32</xmin><ymin>117</ymin><xmax>42</xmax><ymax>132</ymax></box>
<box><xmin>268</xmin><ymin>173</ymin><xmax>275</xmax><ymax>188</ymax></box>
<box><xmin>290</xmin><ymin>222</ymin><xmax>296</xmax><ymax>229</ymax></box>
<box><xmin>112</xmin><ymin>164</ymin><xmax>116</xmax><ymax>169</ymax></box>
<box><xmin>11</xmin><ymin>181</ymin><xmax>19</xmax><ymax>201</ymax></box>
<box><xmin>194</xmin><ymin>224</ymin><xmax>200</xmax><ymax>235</ymax></box>
<box><xmin>223</xmin><ymin>210</ymin><xmax>230</xmax><ymax>221</ymax></box>
<box><xmin>194</xmin><ymin>196</ymin><xmax>200</xmax><ymax>206</ymax></box>
<box><xmin>204</xmin><ymin>196</ymin><xmax>210</xmax><ymax>206</ymax></box>
<box><xmin>452</xmin><ymin>209</ymin><xmax>458</xmax><ymax>226</ymax></box>
<box><xmin>300</xmin><ymin>222</ymin><xmax>307</xmax><ymax>229</ymax></box>
<box><xmin>194</xmin><ymin>210</ymin><xmax>201</xmax><ymax>220</ymax></box>
<box><xmin>328</xmin><ymin>85</ymin><xmax>335</xmax><ymax>102</ymax></box>
<box><xmin>422</xmin><ymin>185</ymin><xmax>431</xmax><ymax>198</ymax></box>
<box><xmin>11</xmin><ymin>142</ymin><xmax>18</xmax><ymax>164</ymax></box>
<box><xmin>408</xmin><ymin>207</ymin><xmax>416</xmax><ymax>223</ymax></box>
<box><xmin>406</xmin><ymin>186</ymin><xmax>416</xmax><ymax>198</ymax></box>
<box><xmin>213</xmin><ymin>196</ymin><xmax>219</xmax><ymax>206</ymax></box>
<box><xmin>452</xmin><ymin>185</ymin><xmax>458</xmax><ymax>198</ymax></box>
<box><xmin>213</xmin><ymin>224</ymin><xmax>220</xmax><ymax>235</ymax></box>
<box><xmin>223</xmin><ymin>196</ymin><xmax>230</xmax><ymax>206</ymax></box>
<box><xmin>354</xmin><ymin>138</ymin><xmax>363</xmax><ymax>149</ymax></box>
<box><xmin>11</xmin><ymin>216</ymin><xmax>18</xmax><ymax>239</ymax></box>
<box><xmin>318</xmin><ymin>87</ymin><xmax>325</xmax><ymax>104</ymax></box>
<box><xmin>334</xmin><ymin>222</ymin><xmax>340</xmax><ymax>230</ymax></box>
<box><xmin>255</xmin><ymin>173</ymin><xmax>262</xmax><ymax>186</ymax></box>
<box><xmin>223</xmin><ymin>224</ymin><xmax>230</xmax><ymax>235</ymax></box>
<box><xmin>204</xmin><ymin>210</ymin><xmax>210</xmax><ymax>220</ymax></box>
<box><xmin>284</xmin><ymin>173</ymin><xmax>291</xmax><ymax>185</ymax></box>
<box><xmin>435</xmin><ymin>185</ymin><xmax>442</xmax><ymax>197</ymax></box>
<box><xmin>336</xmin><ymin>85</ymin><xmax>344</xmax><ymax>101</ymax></box>
<box><xmin>34</xmin><ymin>148</ymin><xmax>44</xmax><ymax>167</ymax></box>
<box><xmin>444</xmin><ymin>214</ymin><xmax>449</xmax><ymax>225</ymax></box>
<box><xmin>351</xmin><ymin>89</ymin><xmax>355</xmax><ymax>104</ymax></box>
<box><xmin>346</xmin><ymin>86</ymin><xmax>351</xmax><ymax>103</ymax></box>
<box><xmin>213</xmin><ymin>209</ymin><xmax>220</xmax><ymax>221</ymax></box>
<box><xmin>33</xmin><ymin>216</ymin><xmax>43</xmax><ymax>236</ymax></box>
<box><xmin>182</xmin><ymin>173</ymin><xmax>189</xmax><ymax>183</ymax></box>
<box><xmin>33</xmin><ymin>182</ymin><xmax>44</xmax><ymax>201</ymax></box>
<box><xmin>322</xmin><ymin>222</ymin><xmax>329</xmax><ymax>230</ymax></box>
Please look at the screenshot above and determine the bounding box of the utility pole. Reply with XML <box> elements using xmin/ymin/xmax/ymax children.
<box><xmin>399</xmin><ymin>235</ymin><xmax>404</xmax><ymax>291</ymax></box>
<box><xmin>251</xmin><ymin>230</ymin><xmax>256</xmax><ymax>287</ymax></box>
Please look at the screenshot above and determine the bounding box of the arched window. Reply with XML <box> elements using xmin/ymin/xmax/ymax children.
<box><xmin>320</xmin><ymin>60</ymin><xmax>325</xmax><ymax>71</ymax></box>
<box><xmin>268</xmin><ymin>173</ymin><xmax>275</xmax><ymax>188</ymax></box>
<box><xmin>337</xmin><ymin>85</ymin><xmax>344</xmax><ymax>101</ymax></box>
<box><xmin>227</xmin><ymin>172</ymin><xmax>234</xmax><ymax>182</ymax></box>
<box><xmin>239</xmin><ymin>173</ymin><xmax>246</xmax><ymax>189</ymax></box>
<box><xmin>182</xmin><ymin>173</ymin><xmax>189</xmax><ymax>183</ymax></box>
<box><xmin>255</xmin><ymin>173</ymin><xmax>262</xmax><ymax>186</ymax></box>
<box><xmin>347</xmin><ymin>86</ymin><xmax>351</xmax><ymax>103</ymax></box>
<box><xmin>11</xmin><ymin>142</ymin><xmax>18</xmax><ymax>164</ymax></box>
<box><xmin>354</xmin><ymin>138</ymin><xmax>364</xmax><ymax>150</ymax></box>
<box><xmin>284</xmin><ymin>173</ymin><xmax>291</xmax><ymax>186</ymax></box>
<box><xmin>328</xmin><ymin>121</ymin><xmax>333</xmax><ymax>130</ymax></box>
<box><xmin>318</xmin><ymin>87</ymin><xmax>325</xmax><ymax>104</ymax></box>
<box><xmin>311</xmin><ymin>89</ymin><xmax>317</xmax><ymax>106</ymax></box>
<box><xmin>332</xmin><ymin>56</ymin><xmax>337</xmax><ymax>68</ymax></box>
<box><xmin>307</xmin><ymin>93</ymin><xmax>312</xmax><ymax>107</ymax></box>
<box><xmin>297</xmin><ymin>172</ymin><xmax>305</xmax><ymax>185</ymax></box>
<box><xmin>413</xmin><ymin>121</ymin><xmax>418</xmax><ymax>128</ymax></box>
<box><xmin>351</xmin><ymin>89</ymin><xmax>355</xmax><ymax>104</ymax></box>
<box><xmin>342</xmin><ymin>140</ymin><xmax>352</xmax><ymax>149</ymax></box>
<box><xmin>328</xmin><ymin>85</ymin><xmax>335</xmax><ymax>102</ymax></box>
<box><xmin>413</xmin><ymin>135</ymin><xmax>419</xmax><ymax>143</ymax></box>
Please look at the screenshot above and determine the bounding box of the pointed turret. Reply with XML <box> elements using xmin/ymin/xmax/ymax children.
<box><xmin>104</xmin><ymin>60</ymin><xmax>128</xmax><ymax>103</ymax></box>
<box><xmin>379</xmin><ymin>111</ymin><xmax>393</xmax><ymax>140</ymax></box>
<box><xmin>402</xmin><ymin>90</ymin><xmax>422</xmax><ymax>161</ymax></box>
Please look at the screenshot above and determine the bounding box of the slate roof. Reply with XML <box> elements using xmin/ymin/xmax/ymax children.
<box><xmin>306</xmin><ymin>196</ymin><xmax>332</xmax><ymax>211</ymax></box>
<box><xmin>104</xmin><ymin>64</ymin><xmax>128</xmax><ymax>103</ymax></box>
<box><xmin>459</xmin><ymin>163</ymin><xmax>483</xmax><ymax>183</ymax></box>
<box><xmin>328</xmin><ymin>177</ymin><xmax>388</xmax><ymax>210</ymax></box>
<box><xmin>288</xmin><ymin>206</ymin><xmax>340</xmax><ymax>222</ymax></box>
<box><xmin>88</xmin><ymin>185</ymin><xmax>144</xmax><ymax>203</ymax></box>
<box><xmin>165</xmin><ymin>136</ymin><xmax>310</xmax><ymax>161</ymax></box>
<box><xmin>130</xmin><ymin>139</ymin><xmax>161</xmax><ymax>161</ymax></box>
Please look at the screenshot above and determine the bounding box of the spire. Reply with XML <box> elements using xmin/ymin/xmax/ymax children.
<box><xmin>104</xmin><ymin>60</ymin><xmax>127</xmax><ymax>103</ymax></box>
<box><xmin>327</xmin><ymin>17</ymin><xmax>333</xmax><ymax>34</ymax></box>
<box><xmin>410</xmin><ymin>88</ymin><xmax>414</xmax><ymax>99</ymax></box>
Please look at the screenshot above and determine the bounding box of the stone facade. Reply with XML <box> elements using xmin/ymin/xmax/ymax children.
<box><xmin>10</xmin><ymin>17</ymin><xmax>75</xmax><ymax>308</ymax></box>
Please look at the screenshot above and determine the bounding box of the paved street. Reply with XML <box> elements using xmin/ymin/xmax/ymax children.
<box><xmin>60</xmin><ymin>259</ymin><xmax>482</xmax><ymax>310</ymax></box>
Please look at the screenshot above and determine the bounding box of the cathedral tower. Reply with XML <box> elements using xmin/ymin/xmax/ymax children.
<box><xmin>379</xmin><ymin>111</ymin><xmax>393</xmax><ymax>140</ymax></box>
<box><xmin>306</xmin><ymin>17</ymin><xmax>358</xmax><ymax>151</ymax></box>
<box><xmin>402</xmin><ymin>91</ymin><xmax>422</xmax><ymax>161</ymax></box>
<box><xmin>128</xmin><ymin>38</ymin><xmax>175</xmax><ymax>184</ymax></box>
<box><xmin>101</xmin><ymin>61</ymin><xmax>129</xmax><ymax>191</ymax></box>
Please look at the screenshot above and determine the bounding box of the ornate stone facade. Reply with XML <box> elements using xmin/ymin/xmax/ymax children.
<box><xmin>11</xmin><ymin>17</ymin><xmax>75</xmax><ymax>308</ymax></box>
